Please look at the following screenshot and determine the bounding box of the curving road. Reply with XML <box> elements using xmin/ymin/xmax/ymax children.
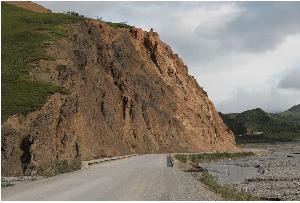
<box><xmin>2</xmin><ymin>154</ymin><xmax>220</xmax><ymax>200</ymax></box>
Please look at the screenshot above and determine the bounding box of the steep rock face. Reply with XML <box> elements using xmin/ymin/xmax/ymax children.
<box><xmin>2</xmin><ymin>20</ymin><xmax>239</xmax><ymax>176</ymax></box>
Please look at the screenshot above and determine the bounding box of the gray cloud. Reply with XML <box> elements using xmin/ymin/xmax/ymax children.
<box><xmin>217</xmin><ymin>88</ymin><xmax>300</xmax><ymax>113</ymax></box>
<box><xmin>278</xmin><ymin>68</ymin><xmax>300</xmax><ymax>90</ymax></box>
<box><xmin>193</xmin><ymin>2</ymin><xmax>300</xmax><ymax>61</ymax></box>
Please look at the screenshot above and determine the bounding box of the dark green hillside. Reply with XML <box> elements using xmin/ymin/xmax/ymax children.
<box><xmin>288</xmin><ymin>104</ymin><xmax>300</xmax><ymax>113</ymax></box>
<box><xmin>275</xmin><ymin>104</ymin><xmax>300</xmax><ymax>125</ymax></box>
<box><xmin>220</xmin><ymin>107</ymin><xmax>300</xmax><ymax>143</ymax></box>
<box><xmin>1</xmin><ymin>3</ymin><xmax>83</xmax><ymax>121</ymax></box>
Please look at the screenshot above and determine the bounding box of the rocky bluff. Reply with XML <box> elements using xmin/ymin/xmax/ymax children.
<box><xmin>2</xmin><ymin>20</ymin><xmax>239</xmax><ymax>176</ymax></box>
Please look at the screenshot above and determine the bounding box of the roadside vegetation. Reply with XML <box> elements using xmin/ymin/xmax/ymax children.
<box><xmin>174</xmin><ymin>152</ymin><xmax>255</xmax><ymax>164</ymax></box>
<box><xmin>1</xmin><ymin>183</ymin><xmax>15</xmax><ymax>188</ymax></box>
<box><xmin>200</xmin><ymin>170</ymin><xmax>260</xmax><ymax>200</ymax></box>
<box><xmin>1</xmin><ymin>3</ymin><xmax>84</xmax><ymax>122</ymax></box>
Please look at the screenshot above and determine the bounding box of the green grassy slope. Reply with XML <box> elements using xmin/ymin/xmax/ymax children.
<box><xmin>1</xmin><ymin>3</ymin><xmax>83</xmax><ymax>121</ymax></box>
<box><xmin>220</xmin><ymin>107</ymin><xmax>300</xmax><ymax>143</ymax></box>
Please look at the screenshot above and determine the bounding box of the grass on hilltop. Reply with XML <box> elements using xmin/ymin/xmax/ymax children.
<box><xmin>105</xmin><ymin>21</ymin><xmax>132</xmax><ymax>29</ymax></box>
<box><xmin>1</xmin><ymin>2</ymin><xmax>84</xmax><ymax>121</ymax></box>
<box><xmin>2</xmin><ymin>3</ymin><xmax>135</xmax><ymax>122</ymax></box>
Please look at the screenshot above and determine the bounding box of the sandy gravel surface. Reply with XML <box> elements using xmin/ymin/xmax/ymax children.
<box><xmin>2</xmin><ymin>154</ymin><xmax>221</xmax><ymax>201</ymax></box>
<box><xmin>202</xmin><ymin>143</ymin><xmax>300</xmax><ymax>200</ymax></box>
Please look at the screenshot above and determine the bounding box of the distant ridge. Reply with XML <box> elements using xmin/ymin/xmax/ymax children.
<box><xmin>288</xmin><ymin>104</ymin><xmax>300</xmax><ymax>113</ymax></box>
<box><xmin>220</xmin><ymin>105</ymin><xmax>300</xmax><ymax>143</ymax></box>
<box><xmin>5</xmin><ymin>1</ymin><xmax>51</xmax><ymax>13</ymax></box>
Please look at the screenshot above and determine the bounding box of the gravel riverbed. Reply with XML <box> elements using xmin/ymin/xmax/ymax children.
<box><xmin>201</xmin><ymin>143</ymin><xmax>300</xmax><ymax>200</ymax></box>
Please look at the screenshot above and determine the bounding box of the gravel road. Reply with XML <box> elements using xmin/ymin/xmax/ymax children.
<box><xmin>1</xmin><ymin>154</ymin><xmax>221</xmax><ymax>201</ymax></box>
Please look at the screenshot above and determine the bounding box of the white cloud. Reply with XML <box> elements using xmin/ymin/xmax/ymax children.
<box><xmin>217</xmin><ymin>88</ymin><xmax>300</xmax><ymax>113</ymax></box>
<box><xmin>200</xmin><ymin>34</ymin><xmax>300</xmax><ymax>104</ymax></box>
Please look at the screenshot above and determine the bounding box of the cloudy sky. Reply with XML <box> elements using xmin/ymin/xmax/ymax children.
<box><xmin>37</xmin><ymin>1</ymin><xmax>300</xmax><ymax>113</ymax></box>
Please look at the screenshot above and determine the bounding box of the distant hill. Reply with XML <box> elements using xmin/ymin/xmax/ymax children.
<box><xmin>288</xmin><ymin>104</ymin><xmax>300</xmax><ymax>113</ymax></box>
<box><xmin>275</xmin><ymin>104</ymin><xmax>300</xmax><ymax>125</ymax></box>
<box><xmin>220</xmin><ymin>106</ymin><xmax>300</xmax><ymax>143</ymax></box>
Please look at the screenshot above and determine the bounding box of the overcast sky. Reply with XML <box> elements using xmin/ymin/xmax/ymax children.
<box><xmin>37</xmin><ymin>1</ymin><xmax>300</xmax><ymax>113</ymax></box>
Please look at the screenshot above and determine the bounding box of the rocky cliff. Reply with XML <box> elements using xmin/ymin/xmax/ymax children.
<box><xmin>2</xmin><ymin>12</ymin><xmax>239</xmax><ymax>176</ymax></box>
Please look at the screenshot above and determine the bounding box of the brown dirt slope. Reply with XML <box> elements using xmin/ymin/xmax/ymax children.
<box><xmin>4</xmin><ymin>1</ymin><xmax>51</xmax><ymax>13</ymax></box>
<box><xmin>2</xmin><ymin>19</ymin><xmax>239</xmax><ymax>176</ymax></box>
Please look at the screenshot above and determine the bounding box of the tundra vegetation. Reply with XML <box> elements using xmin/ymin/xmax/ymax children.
<box><xmin>2</xmin><ymin>3</ymin><xmax>132</xmax><ymax>122</ymax></box>
<box><xmin>1</xmin><ymin>3</ymin><xmax>83</xmax><ymax>122</ymax></box>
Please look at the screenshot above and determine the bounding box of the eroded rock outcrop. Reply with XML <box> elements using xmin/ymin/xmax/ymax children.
<box><xmin>2</xmin><ymin>20</ymin><xmax>239</xmax><ymax>176</ymax></box>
